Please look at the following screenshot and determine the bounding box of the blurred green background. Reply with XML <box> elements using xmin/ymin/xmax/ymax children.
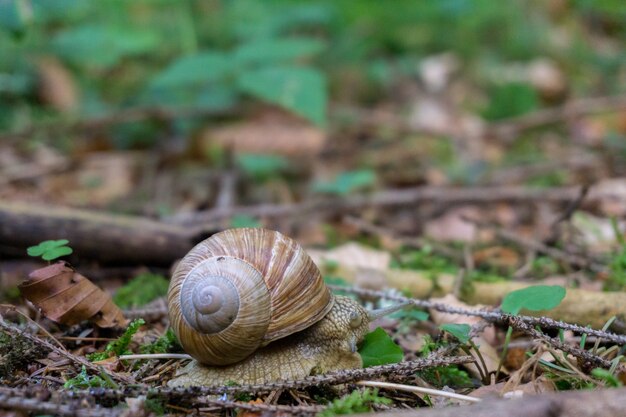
<box><xmin>1</xmin><ymin>0</ymin><xmax>625</xmax><ymax>147</ymax></box>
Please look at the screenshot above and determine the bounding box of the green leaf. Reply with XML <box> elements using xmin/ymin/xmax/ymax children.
<box><xmin>392</xmin><ymin>309</ymin><xmax>429</xmax><ymax>322</ymax></box>
<box><xmin>482</xmin><ymin>82</ymin><xmax>538</xmax><ymax>121</ymax></box>
<box><xmin>230</xmin><ymin>215</ymin><xmax>261</xmax><ymax>229</ymax></box>
<box><xmin>359</xmin><ymin>327</ymin><xmax>403</xmax><ymax>367</ymax></box>
<box><xmin>234</xmin><ymin>37</ymin><xmax>325</xmax><ymax>66</ymax></box>
<box><xmin>440</xmin><ymin>323</ymin><xmax>471</xmax><ymax>344</ymax></box>
<box><xmin>27</xmin><ymin>239</ymin><xmax>72</xmax><ymax>260</ymax></box>
<box><xmin>52</xmin><ymin>24</ymin><xmax>158</xmax><ymax>69</ymax></box>
<box><xmin>235</xmin><ymin>153</ymin><xmax>289</xmax><ymax>178</ymax></box>
<box><xmin>41</xmin><ymin>246</ymin><xmax>73</xmax><ymax>261</ymax></box>
<box><xmin>238</xmin><ymin>66</ymin><xmax>326</xmax><ymax>126</ymax></box>
<box><xmin>313</xmin><ymin>170</ymin><xmax>376</xmax><ymax>196</ymax></box>
<box><xmin>150</xmin><ymin>51</ymin><xmax>233</xmax><ymax>89</ymax></box>
<box><xmin>501</xmin><ymin>285</ymin><xmax>566</xmax><ymax>315</ymax></box>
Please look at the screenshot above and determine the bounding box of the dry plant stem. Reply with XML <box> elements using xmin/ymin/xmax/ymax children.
<box><xmin>0</xmin><ymin>201</ymin><xmax>198</xmax><ymax>265</ymax></box>
<box><xmin>350</xmin><ymin>386</ymin><xmax>626</xmax><ymax>417</ymax></box>
<box><xmin>332</xmin><ymin>286</ymin><xmax>626</xmax><ymax>345</ymax></box>
<box><xmin>356</xmin><ymin>381</ymin><xmax>481</xmax><ymax>403</ymax></box>
<box><xmin>168</xmin><ymin>185</ymin><xmax>582</xmax><ymax>226</ymax></box>
<box><xmin>119</xmin><ymin>353</ymin><xmax>192</xmax><ymax>360</ymax></box>
<box><xmin>506</xmin><ymin>316</ymin><xmax>614</xmax><ymax>369</ymax></box>
<box><xmin>0</xmin><ymin>317</ymin><xmax>134</xmax><ymax>385</ymax></box>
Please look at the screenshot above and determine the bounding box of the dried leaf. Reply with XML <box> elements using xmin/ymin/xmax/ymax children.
<box><xmin>19</xmin><ymin>261</ymin><xmax>127</xmax><ymax>328</ymax></box>
<box><xmin>202</xmin><ymin>111</ymin><xmax>326</xmax><ymax>157</ymax></box>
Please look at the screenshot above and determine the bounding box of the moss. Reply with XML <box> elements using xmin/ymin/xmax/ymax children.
<box><xmin>0</xmin><ymin>330</ymin><xmax>46</xmax><ymax>379</ymax></box>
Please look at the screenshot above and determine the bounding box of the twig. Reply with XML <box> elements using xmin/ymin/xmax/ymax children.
<box><xmin>506</xmin><ymin>316</ymin><xmax>614</xmax><ymax>370</ymax></box>
<box><xmin>0</xmin><ymin>106</ymin><xmax>232</xmax><ymax>142</ymax></box>
<box><xmin>0</xmin><ymin>317</ymin><xmax>134</xmax><ymax>385</ymax></box>
<box><xmin>168</xmin><ymin>185</ymin><xmax>582</xmax><ymax>227</ymax></box>
<box><xmin>489</xmin><ymin>94</ymin><xmax>626</xmax><ymax>139</ymax></box>
<box><xmin>333</xmin><ymin>286</ymin><xmax>626</xmax><ymax>345</ymax></box>
<box><xmin>356</xmin><ymin>381</ymin><xmax>481</xmax><ymax>403</ymax></box>
<box><xmin>77</xmin><ymin>354</ymin><xmax>474</xmax><ymax>401</ymax></box>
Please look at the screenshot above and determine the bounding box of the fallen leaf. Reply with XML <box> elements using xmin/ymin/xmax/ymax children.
<box><xmin>473</xmin><ymin>246</ymin><xmax>520</xmax><ymax>269</ymax></box>
<box><xmin>202</xmin><ymin>110</ymin><xmax>326</xmax><ymax>157</ymax></box>
<box><xmin>19</xmin><ymin>261</ymin><xmax>127</xmax><ymax>328</ymax></box>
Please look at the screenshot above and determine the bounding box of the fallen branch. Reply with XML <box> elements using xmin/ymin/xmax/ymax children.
<box><xmin>167</xmin><ymin>185</ymin><xmax>582</xmax><ymax>227</ymax></box>
<box><xmin>0</xmin><ymin>201</ymin><xmax>201</xmax><ymax>265</ymax></box>
<box><xmin>489</xmin><ymin>94</ymin><xmax>626</xmax><ymax>140</ymax></box>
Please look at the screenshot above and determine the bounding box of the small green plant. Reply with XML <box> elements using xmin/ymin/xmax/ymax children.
<box><xmin>88</xmin><ymin>318</ymin><xmax>145</xmax><ymax>361</ymax></box>
<box><xmin>27</xmin><ymin>239</ymin><xmax>73</xmax><ymax>261</ymax></box>
<box><xmin>313</xmin><ymin>170</ymin><xmax>376</xmax><ymax>196</ymax></box>
<box><xmin>591</xmin><ymin>368</ymin><xmax>622</xmax><ymax>388</ymax></box>
<box><xmin>319</xmin><ymin>388</ymin><xmax>391</xmax><ymax>416</ymax></box>
<box><xmin>606</xmin><ymin>219</ymin><xmax>626</xmax><ymax>290</ymax></box>
<box><xmin>63</xmin><ymin>366</ymin><xmax>116</xmax><ymax>389</ymax></box>
<box><xmin>501</xmin><ymin>285</ymin><xmax>566</xmax><ymax>315</ymax></box>
<box><xmin>113</xmin><ymin>273</ymin><xmax>169</xmax><ymax>309</ymax></box>
<box><xmin>230</xmin><ymin>215</ymin><xmax>262</xmax><ymax>229</ymax></box>
<box><xmin>417</xmin><ymin>335</ymin><xmax>473</xmax><ymax>388</ymax></box>
<box><xmin>358</xmin><ymin>327</ymin><xmax>403</xmax><ymax>367</ymax></box>
<box><xmin>439</xmin><ymin>323</ymin><xmax>471</xmax><ymax>344</ymax></box>
<box><xmin>140</xmin><ymin>329</ymin><xmax>180</xmax><ymax>354</ymax></box>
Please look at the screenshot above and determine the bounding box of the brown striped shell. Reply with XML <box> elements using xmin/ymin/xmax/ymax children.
<box><xmin>167</xmin><ymin>228</ymin><xmax>333</xmax><ymax>366</ymax></box>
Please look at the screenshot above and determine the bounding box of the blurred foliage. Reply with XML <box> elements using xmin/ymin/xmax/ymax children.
<box><xmin>113</xmin><ymin>272</ymin><xmax>169</xmax><ymax>308</ymax></box>
<box><xmin>1</xmin><ymin>0</ymin><xmax>625</xmax><ymax>144</ymax></box>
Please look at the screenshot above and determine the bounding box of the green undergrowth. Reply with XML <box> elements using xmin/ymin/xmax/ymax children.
<box><xmin>63</xmin><ymin>366</ymin><xmax>117</xmax><ymax>389</ymax></box>
<box><xmin>319</xmin><ymin>388</ymin><xmax>391</xmax><ymax>416</ymax></box>
<box><xmin>113</xmin><ymin>273</ymin><xmax>169</xmax><ymax>309</ymax></box>
<box><xmin>88</xmin><ymin>318</ymin><xmax>145</xmax><ymax>361</ymax></box>
<box><xmin>140</xmin><ymin>328</ymin><xmax>181</xmax><ymax>354</ymax></box>
<box><xmin>417</xmin><ymin>335</ymin><xmax>474</xmax><ymax>388</ymax></box>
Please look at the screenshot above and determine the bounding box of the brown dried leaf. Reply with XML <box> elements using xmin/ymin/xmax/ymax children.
<box><xmin>19</xmin><ymin>262</ymin><xmax>126</xmax><ymax>328</ymax></box>
<box><xmin>202</xmin><ymin>111</ymin><xmax>326</xmax><ymax>157</ymax></box>
<box><xmin>36</xmin><ymin>56</ymin><xmax>79</xmax><ymax>112</ymax></box>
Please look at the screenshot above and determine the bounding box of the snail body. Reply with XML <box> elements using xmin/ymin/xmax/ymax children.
<box><xmin>169</xmin><ymin>295</ymin><xmax>370</xmax><ymax>386</ymax></box>
<box><xmin>167</xmin><ymin>228</ymin><xmax>404</xmax><ymax>386</ymax></box>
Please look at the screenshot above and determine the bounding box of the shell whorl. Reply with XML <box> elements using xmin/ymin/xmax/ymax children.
<box><xmin>168</xmin><ymin>228</ymin><xmax>333</xmax><ymax>366</ymax></box>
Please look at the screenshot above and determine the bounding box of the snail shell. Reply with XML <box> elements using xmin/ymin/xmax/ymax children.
<box><xmin>167</xmin><ymin>228</ymin><xmax>333</xmax><ymax>366</ymax></box>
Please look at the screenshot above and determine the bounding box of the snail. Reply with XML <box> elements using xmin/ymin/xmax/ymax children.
<box><xmin>167</xmin><ymin>228</ymin><xmax>405</xmax><ymax>386</ymax></box>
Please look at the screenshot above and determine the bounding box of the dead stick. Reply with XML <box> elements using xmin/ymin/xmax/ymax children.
<box><xmin>0</xmin><ymin>201</ymin><xmax>200</xmax><ymax>265</ymax></box>
<box><xmin>489</xmin><ymin>94</ymin><xmax>626</xmax><ymax>138</ymax></box>
<box><xmin>168</xmin><ymin>185</ymin><xmax>582</xmax><ymax>226</ymax></box>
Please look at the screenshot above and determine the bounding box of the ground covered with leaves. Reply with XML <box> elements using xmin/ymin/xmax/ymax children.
<box><xmin>1</xmin><ymin>1</ymin><xmax>626</xmax><ymax>416</ymax></box>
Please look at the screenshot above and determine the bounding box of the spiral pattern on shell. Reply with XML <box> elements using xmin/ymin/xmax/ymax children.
<box><xmin>168</xmin><ymin>228</ymin><xmax>333</xmax><ymax>366</ymax></box>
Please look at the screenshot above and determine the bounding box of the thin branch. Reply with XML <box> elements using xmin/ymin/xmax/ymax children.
<box><xmin>167</xmin><ymin>185</ymin><xmax>582</xmax><ymax>227</ymax></box>
<box><xmin>489</xmin><ymin>94</ymin><xmax>626</xmax><ymax>139</ymax></box>
<box><xmin>333</xmin><ymin>286</ymin><xmax>626</xmax><ymax>345</ymax></box>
